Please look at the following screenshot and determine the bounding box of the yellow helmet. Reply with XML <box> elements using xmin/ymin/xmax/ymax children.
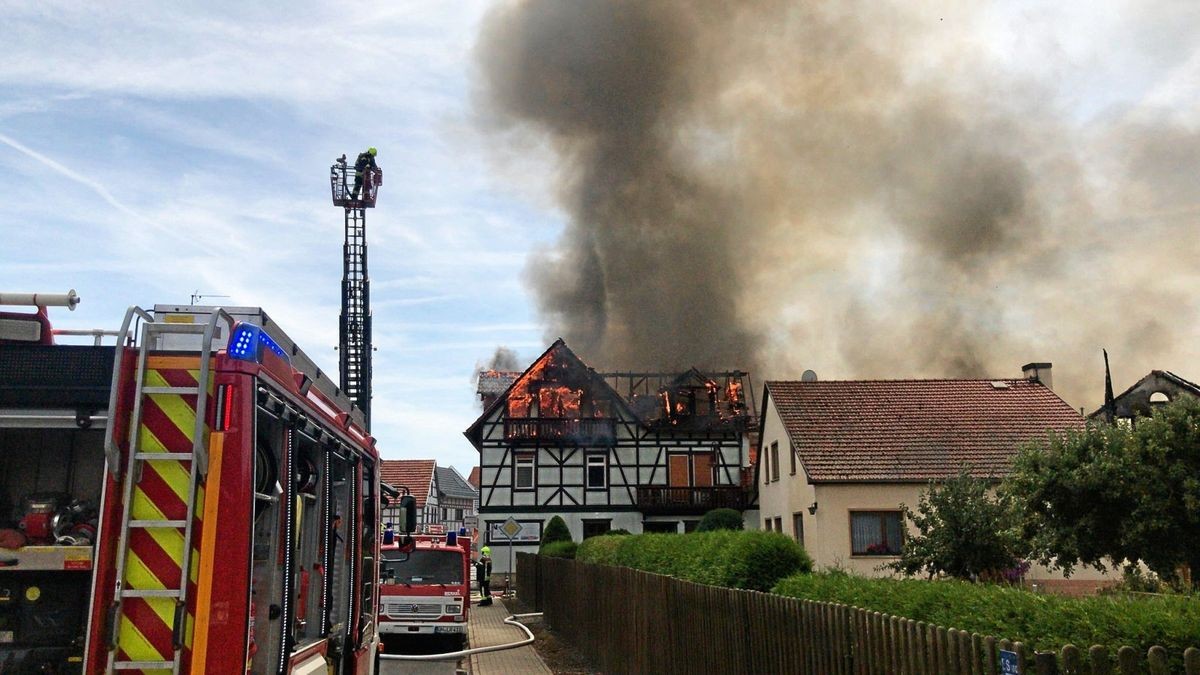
<box><xmin>481</xmin><ymin>546</ymin><xmax>491</xmax><ymax>556</ymax></box>
<box><xmin>368</xmin><ymin>147</ymin><xmax>377</xmax><ymax>156</ymax></box>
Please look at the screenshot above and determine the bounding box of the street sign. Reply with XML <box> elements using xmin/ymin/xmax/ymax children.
<box><xmin>500</xmin><ymin>517</ymin><xmax>523</xmax><ymax>539</ymax></box>
<box><xmin>999</xmin><ymin>649</ymin><xmax>1019</xmax><ymax>674</ymax></box>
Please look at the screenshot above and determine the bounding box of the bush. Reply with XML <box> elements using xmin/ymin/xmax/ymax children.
<box><xmin>772</xmin><ymin>571</ymin><xmax>1200</xmax><ymax>669</ymax></box>
<box><xmin>540</xmin><ymin>540</ymin><xmax>578</xmax><ymax>559</ymax></box>
<box><xmin>576</xmin><ymin>530</ymin><xmax>812</xmax><ymax>591</ymax></box>
<box><xmin>541</xmin><ymin>515</ymin><xmax>572</xmax><ymax>550</ymax></box>
<box><xmin>601</xmin><ymin>528</ymin><xmax>631</xmax><ymax>536</ymax></box>
<box><xmin>696</xmin><ymin>508</ymin><xmax>744</xmax><ymax>532</ymax></box>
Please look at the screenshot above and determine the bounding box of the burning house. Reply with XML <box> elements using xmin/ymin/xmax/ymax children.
<box><xmin>464</xmin><ymin>340</ymin><xmax>757</xmax><ymax>575</ymax></box>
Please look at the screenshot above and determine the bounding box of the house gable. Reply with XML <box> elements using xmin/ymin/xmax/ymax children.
<box><xmin>1089</xmin><ymin>369</ymin><xmax>1200</xmax><ymax>421</ymax></box>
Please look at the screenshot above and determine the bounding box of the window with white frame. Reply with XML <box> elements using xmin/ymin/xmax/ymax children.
<box><xmin>850</xmin><ymin>511</ymin><xmax>903</xmax><ymax>556</ymax></box>
<box><xmin>586</xmin><ymin>454</ymin><xmax>607</xmax><ymax>490</ymax></box>
<box><xmin>514</xmin><ymin>453</ymin><xmax>535</xmax><ymax>490</ymax></box>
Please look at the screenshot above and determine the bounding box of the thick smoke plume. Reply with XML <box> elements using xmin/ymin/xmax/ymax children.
<box><xmin>474</xmin><ymin>0</ymin><xmax>1200</xmax><ymax>409</ymax></box>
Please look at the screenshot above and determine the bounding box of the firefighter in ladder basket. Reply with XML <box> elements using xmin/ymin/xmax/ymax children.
<box><xmin>349</xmin><ymin>146</ymin><xmax>377</xmax><ymax>200</ymax></box>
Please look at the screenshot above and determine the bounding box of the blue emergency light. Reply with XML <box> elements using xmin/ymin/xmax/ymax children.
<box><xmin>227</xmin><ymin>323</ymin><xmax>290</xmax><ymax>364</ymax></box>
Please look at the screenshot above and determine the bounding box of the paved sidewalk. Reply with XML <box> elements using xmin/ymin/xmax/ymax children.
<box><xmin>468</xmin><ymin>596</ymin><xmax>552</xmax><ymax>674</ymax></box>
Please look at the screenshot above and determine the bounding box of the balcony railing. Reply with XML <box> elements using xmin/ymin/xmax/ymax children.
<box><xmin>636</xmin><ymin>486</ymin><xmax>748</xmax><ymax>515</ymax></box>
<box><xmin>504</xmin><ymin>417</ymin><xmax>616</xmax><ymax>445</ymax></box>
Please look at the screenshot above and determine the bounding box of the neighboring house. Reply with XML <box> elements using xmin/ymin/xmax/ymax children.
<box><xmin>1089</xmin><ymin>369</ymin><xmax>1200</xmax><ymax>427</ymax></box>
<box><xmin>464</xmin><ymin>339</ymin><xmax>757</xmax><ymax>574</ymax></box>
<box><xmin>757</xmin><ymin>363</ymin><xmax>1109</xmax><ymax>591</ymax></box>
<box><xmin>435</xmin><ymin>465</ymin><xmax>479</xmax><ymax>534</ymax></box>
<box><xmin>467</xmin><ymin>466</ymin><xmax>481</xmax><ymax>522</ymax></box>
<box><xmin>380</xmin><ymin>459</ymin><xmax>437</xmax><ymax>532</ymax></box>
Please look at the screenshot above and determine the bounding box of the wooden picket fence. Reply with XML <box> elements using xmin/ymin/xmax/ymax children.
<box><xmin>515</xmin><ymin>553</ymin><xmax>1200</xmax><ymax>674</ymax></box>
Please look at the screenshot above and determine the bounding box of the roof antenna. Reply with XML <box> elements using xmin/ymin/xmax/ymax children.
<box><xmin>190</xmin><ymin>291</ymin><xmax>230</xmax><ymax>306</ymax></box>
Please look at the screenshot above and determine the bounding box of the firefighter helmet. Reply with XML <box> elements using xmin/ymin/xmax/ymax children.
<box><xmin>368</xmin><ymin>147</ymin><xmax>377</xmax><ymax>156</ymax></box>
<box><xmin>481</xmin><ymin>546</ymin><xmax>491</xmax><ymax>556</ymax></box>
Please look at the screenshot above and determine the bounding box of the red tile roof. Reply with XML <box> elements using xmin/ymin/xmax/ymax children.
<box><xmin>380</xmin><ymin>459</ymin><xmax>436</xmax><ymax>507</ymax></box>
<box><xmin>766</xmin><ymin>379</ymin><xmax>1084</xmax><ymax>483</ymax></box>
<box><xmin>467</xmin><ymin>466</ymin><xmax>480</xmax><ymax>489</ymax></box>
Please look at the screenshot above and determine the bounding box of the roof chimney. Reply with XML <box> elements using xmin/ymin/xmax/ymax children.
<box><xmin>1022</xmin><ymin>362</ymin><xmax>1052</xmax><ymax>390</ymax></box>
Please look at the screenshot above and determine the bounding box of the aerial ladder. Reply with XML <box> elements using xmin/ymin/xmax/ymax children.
<box><xmin>330</xmin><ymin>152</ymin><xmax>382</xmax><ymax>429</ymax></box>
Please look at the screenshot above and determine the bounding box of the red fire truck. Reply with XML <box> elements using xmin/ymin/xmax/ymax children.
<box><xmin>377</xmin><ymin>532</ymin><xmax>471</xmax><ymax>652</ymax></box>
<box><xmin>0</xmin><ymin>298</ymin><xmax>402</xmax><ymax>674</ymax></box>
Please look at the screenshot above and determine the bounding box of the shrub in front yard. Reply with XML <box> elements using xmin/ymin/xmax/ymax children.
<box><xmin>772</xmin><ymin>571</ymin><xmax>1200</xmax><ymax>667</ymax></box>
<box><xmin>541</xmin><ymin>515</ymin><xmax>572</xmax><ymax>550</ymax></box>
<box><xmin>540</xmin><ymin>540</ymin><xmax>578</xmax><ymax>559</ymax></box>
<box><xmin>577</xmin><ymin>530</ymin><xmax>812</xmax><ymax>591</ymax></box>
<box><xmin>696</xmin><ymin>508</ymin><xmax>744</xmax><ymax>532</ymax></box>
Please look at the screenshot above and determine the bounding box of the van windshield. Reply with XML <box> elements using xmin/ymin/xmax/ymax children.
<box><xmin>381</xmin><ymin>549</ymin><xmax>463</xmax><ymax>585</ymax></box>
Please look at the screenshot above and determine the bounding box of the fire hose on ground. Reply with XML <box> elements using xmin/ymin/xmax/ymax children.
<box><xmin>376</xmin><ymin>612</ymin><xmax>544</xmax><ymax>663</ymax></box>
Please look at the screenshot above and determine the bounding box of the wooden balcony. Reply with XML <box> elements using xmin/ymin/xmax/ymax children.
<box><xmin>503</xmin><ymin>417</ymin><xmax>616</xmax><ymax>445</ymax></box>
<box><xmin>636</xmin><ymin>486</ymin><xmax>748</xmax><ymax>515</ymax></box>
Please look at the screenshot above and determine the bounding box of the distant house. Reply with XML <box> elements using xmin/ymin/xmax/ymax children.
<box><xmin>464</xmin><ymin>339</ymin><xmax>757</xmax><ymax>575</ymax></box>
<box><xmin>1089</xmin><ymin>370</ymin><xmax>1200</xmax><ymax>427</ymax></box>
<box><xmin>435</xmin><ymin>465</ymin><xmax>478</xmax><ymax>534</ymax></box>
<box><xmin>380</xmin><ymin>459</ymin><xmax>437</xmax><ymax>532</ymax></box>
<box><xmin>757</xmin><ymin>363</ymin><xmax>1110</xmax><ymax>591</ymax></box>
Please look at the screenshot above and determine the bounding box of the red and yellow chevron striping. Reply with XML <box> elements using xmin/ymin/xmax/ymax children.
<box><xmin>115</xmin><ymin>358</ymin><xmax>211</xmax><ymax>674</ymax></box>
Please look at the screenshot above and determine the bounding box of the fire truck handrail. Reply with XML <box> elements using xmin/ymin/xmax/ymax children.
<box><xmin>104</xmin><ymin>306</ymin><xmax>154</xmax><ymax>478</ymax></box>
<box><xmin>193</xmin><ymin>308</ymin><xmax>235</xmax><ymax>476</ymax></box>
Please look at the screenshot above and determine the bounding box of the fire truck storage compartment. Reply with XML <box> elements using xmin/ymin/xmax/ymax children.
<box><xmin>0</xmin><ymin>425</ymin><xmax>104</xmax><ymax>672</ymax></box>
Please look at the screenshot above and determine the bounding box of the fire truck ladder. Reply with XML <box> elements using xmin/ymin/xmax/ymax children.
<box><xmin>102</xmin><ymin>306</ymin><xmax>233</xmax><ymax>673</ymax></box>
<box><xmin>330</xmin><ymin>156</ymin><xmax>380</xmax><ymax>429</ymax></box>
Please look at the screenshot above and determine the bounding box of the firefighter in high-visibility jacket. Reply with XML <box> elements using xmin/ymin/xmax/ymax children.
<box><xmin>349</xmin><ymin>147</ymin><xmax>377</xmax><ymax>200</ymax></box>
<box><xmin>476</xmin><ymin>546</ymin><xmax>493</xmax><ymax>606</ymax></box>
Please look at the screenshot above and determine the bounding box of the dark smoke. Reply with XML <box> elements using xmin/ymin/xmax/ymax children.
<box><xmin>485</xmin><ymin>346</ymin><xmax>521</xmax><ymax>372</ymax></box>
<box><xmin>474</xmin><ymin>0</ymin><xmax>1200</xmax><ymax>409</ymax></box>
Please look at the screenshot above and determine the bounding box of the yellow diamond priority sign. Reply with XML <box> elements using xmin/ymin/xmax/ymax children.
<box><xmin>500</xmin><ymin>517</ymin><xmax>523</xmax><ymax>539</ymax></box>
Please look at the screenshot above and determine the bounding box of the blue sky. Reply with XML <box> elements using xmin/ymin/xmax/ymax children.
<box><xmin>0</xmin><ymin>2</ymin><xmax>562</xmax><ymax>477</ymax></box>
<box><xmin>2</xmin><ymin>1</ymin><xmax>1198</xmax><ymax>478</ymax></box>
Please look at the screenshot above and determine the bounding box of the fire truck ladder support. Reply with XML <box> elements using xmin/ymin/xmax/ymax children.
<box><xmin>103</xmin><ymin>306</ymin><xmax>234</xmax><ymax>674</ymax></box>
<box><xmin>339</xmin><ymin>205</ymin><xmax>371</xmax><ymax>427</ymax></box>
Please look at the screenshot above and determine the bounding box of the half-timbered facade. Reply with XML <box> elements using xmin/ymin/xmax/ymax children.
<box><xmin>464</xmin><ymin>340</ymin><xmax>757</xmax><ymax>574</ymax></box>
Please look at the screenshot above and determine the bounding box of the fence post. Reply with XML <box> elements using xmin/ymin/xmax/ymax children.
<box><xmin>1146</xmin><ymin>646</ymin><xmax>1168</xmax><ymax>675</ymax></box>
<box><xmin>1116</xmin><ymin>646</ymin><xmax>1138</xmax><ymax>674</ymax></box>
<box><xmin>1088</xmin><ymin>645</ymin><xmax>1111</xmax><ymax>675</ymax></box>
<box><xmin>985</xmin><ymin>636</ymin><xmax>998</xmax><ymax>675</ymax></box>
<box><xmin>971</xmin><ymin>633</ymin><xmax>985</xmax><ymax>675</ymax></box>
<box><xmin>1035</xmin><ymin>651</ymin><xmax>1058</xmax><ymax>675</ymax></box>
<box><xmin>958</xmin><ymin>629</ymin><xmax>973</xmax><ymax>674</ymax></box>
<box><xmin>1185</xmin><ymin>647</ymin><xmax>1200</xmax><ymax>675</ymax></box>
<box><xmin>1060</xmin><ymin>645</ymin><xmax>1081</xmax><ymax>675</ymax></box>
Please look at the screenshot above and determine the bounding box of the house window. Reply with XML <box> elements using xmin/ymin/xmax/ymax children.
<box><xmin>582</xmin><ymin>519</ymin><xmax>611</xmax><ymax>539</ymax></box>
<box><xmin>773</xmin><ymin>516</ymin><xmax>782</xmax><ymax>533</ymax></box>
<box><xmin>789</xmin><ymin>442</ymin><xmax>796</xmax><ymax>475</ymax></box>
<box><xmin>643</xmin><ymin>521</ymin><xmax>678</xmax><ymax>534</ymax></box>
<box><xmin>586</xmin><ymin>454</ymin><xmax>607</xmax><ymax>490</ymax></box>
<box><xmin>762</xmin><ymin>448</ymin><xmax>770</xmax><ymax>484</ymax></box>
<box><xmin>851</xmin><ymin>511</ymin><xmax>903</xmax><ymax>556</ymax></box>
<box><xmin>792</xmin><ymin>512</ymin><xmax>804</xmax><ymax>546</ymax></box>
<box><xmin>514</xmin><ymin>453</ymin><xmax>535</xmax><ymax>490</ymax></box>
<box><xmin>770</xmin><ymin>442</ymin><xmax>780</xmax><ymax>482</ymax></box>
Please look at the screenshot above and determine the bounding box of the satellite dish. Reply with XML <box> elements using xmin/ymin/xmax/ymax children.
<box><xmin>801</xmin><ymin>369</ymin><xmax>818</xmax><ymax>382</ymax></box>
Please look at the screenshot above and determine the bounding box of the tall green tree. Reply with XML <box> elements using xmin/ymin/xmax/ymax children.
<box><xmin>887</xmin><ymin>468</ymin><xmax>1023</xmax><ymax>580</ymax></box>
<box><xmin>540</xmin><ymin>515</ymin><xmax>572</xmax><ymax>550</ymax></box>
<box><xmin>1008</xmin><ymin>398</ymin><xmax>1200</xmax><ymax>587</ymax></box>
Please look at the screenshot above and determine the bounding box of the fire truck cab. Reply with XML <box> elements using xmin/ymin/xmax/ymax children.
<box><xmin>0</xmin><ymin>300</ymin><xmax>385</xmax><ymax>674</ymax></box>
<box><xmin>377</xmin><ymin>532</ymin><xmax>471</xmax><ymax>652</ymax></box>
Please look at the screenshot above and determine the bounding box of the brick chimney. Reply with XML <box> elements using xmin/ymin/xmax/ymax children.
<box><xmin>1022</xmin><ymin>362</ymin><xmax>1053</xmax><ymax>390</ymax></box>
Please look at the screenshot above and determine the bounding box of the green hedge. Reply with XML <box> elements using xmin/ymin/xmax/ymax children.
<box><xmin>577</xmin><ymin>530</ymin><xmax>812</xmax><ymax>591</ymax></box>
<box><xmin>540</xmin><ymin>540</ymin><xmax>578</xmax><ymax>559</ymax></box>
<box><xmin>773</xmin><ymin>571</ymin><xmax>1200</xmax><ymax>664</ymax></box>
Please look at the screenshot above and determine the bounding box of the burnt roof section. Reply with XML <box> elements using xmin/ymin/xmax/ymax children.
<box><xmin>380</xmin><ymin>459</ymin><xmax>437</xmax><ymax>507</ymax></box>
<box><xmin>766</xmin><ymin>378</ymin><xmax>1084</xmax><ymax>483</ymax></box>
<box><xmin>1088</xmin><ymin>369</ymin><xmax>1200</xmax><ymax>419</ymax></box>
<box><xmin>463</xmin><ymin>339</ymin><xmax>756</xmax><ymax>448</ymax></box>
